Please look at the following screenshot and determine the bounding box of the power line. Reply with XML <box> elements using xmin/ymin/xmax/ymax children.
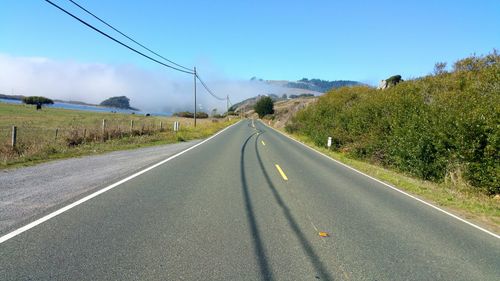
<box><xmin>45</xmin><ymin>0</ymin><xmax>231</xmax><ymax>108</ymax></box>
<box><xmin>196</xmin><ymin>73</ymin><xmax>226</xmax><ymax>101</ymax></box>
<box><xmin>44</xmin><ymin>0</ymin><xmax>194</xmax><ymax>75</ymax></box>
<box><xmin>67</xmin><ymin>0</ymin><xmax>192</xmax><ymax>72</ymax></box>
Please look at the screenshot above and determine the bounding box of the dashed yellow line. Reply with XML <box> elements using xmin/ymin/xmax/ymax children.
<box><xmin>261</xmin><ymin>140</ymin><xmax>266</xmax><ymax>146</ymax></box>
<box><xmin>275</xmin><ymin>164</ymin><xmax>288</xmax><ymax>181</ymax></box>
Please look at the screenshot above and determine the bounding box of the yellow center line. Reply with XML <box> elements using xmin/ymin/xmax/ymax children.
<box><xmin>261</xmin><ymin>140</ymin><xmax>266</xmax><ymax>146</ymax></box>
<box><xmin>275</xmin><ymin>164</ymin><xmax>288</xmax><ymax>181</ymax></box>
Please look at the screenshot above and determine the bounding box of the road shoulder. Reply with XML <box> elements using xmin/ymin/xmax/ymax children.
<box><xmin>0</xmin><ymin>139</ymin><xmax>201</xmax><ymax>235</ymax></box>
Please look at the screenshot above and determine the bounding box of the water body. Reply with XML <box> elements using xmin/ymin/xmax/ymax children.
<box><xmin>0</xmin><ymin>98</ymin><xmax>171</xmax><ymax>116</ymax></box>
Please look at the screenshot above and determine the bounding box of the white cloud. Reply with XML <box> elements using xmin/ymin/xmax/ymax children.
<box><xmin>0</xmin><ymin>53</ymin><xmax>280</xmax><ymax>113</ymax></box>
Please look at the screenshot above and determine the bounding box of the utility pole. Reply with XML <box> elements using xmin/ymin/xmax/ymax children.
<box><xmin>194</xmin><ymin>67</ymin><xmax>197</xmax><ymax>128</ymax></box>
<box><xmin>226</xmin><ymin>95</ymin><xmax>229</xmax><ymax>114</ymax></box>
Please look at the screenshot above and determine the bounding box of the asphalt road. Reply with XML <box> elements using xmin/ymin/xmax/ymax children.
<box><xmin>0</xmin><ymin>139</ymin><xmax>201</xmax><ymax>234</ymax></box>
<box><xmin>1</xmin><ymin>120</ymin><xmax>499</xmax><ymax>280</ymax></box>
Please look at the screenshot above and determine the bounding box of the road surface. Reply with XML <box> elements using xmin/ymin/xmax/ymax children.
<box><xmin>0</xmin><ymin>139</ymin><xmax>201</xmax><ymax>234</ymax></box>
<box><xmin>1</xmin><ymin>120</ymin><xmax>499</xmax><ymax>280</ymax></box>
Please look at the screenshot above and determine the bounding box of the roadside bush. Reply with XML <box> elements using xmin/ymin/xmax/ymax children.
<box><xmin>254</xmin><ymin>96</ymin><xmax>274</xmax><ymax>118</ymax></box>
<box><xmin>287</xmin><ymin>51</ymin><xmax>500</xmax><ymax>194</ymax></box>
<box><xmin>65</xmin><ymin>130</ymin><xmax>84</xmax><ymax>147</ymax></box>
<box><xmin>173</xmin><ymin>111</ymin><xmax>209</xmax><ymax>118</ymax></box>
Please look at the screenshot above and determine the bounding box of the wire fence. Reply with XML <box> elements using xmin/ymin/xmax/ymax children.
<box><xmin>0</xmin><ymin>119</ymin><xmax>180</xmax><ymax>149</ymax></box>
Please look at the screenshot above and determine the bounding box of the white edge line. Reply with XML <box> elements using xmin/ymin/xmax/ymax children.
<box><xmin>0</xmin><ymin>120</ymin><xmax>241</xmax><ymax>244</ymax></box>
<box><xmin>260</xmin><ymin>121</ymin><xmax>500</xmax><ymax>240</ymax></box>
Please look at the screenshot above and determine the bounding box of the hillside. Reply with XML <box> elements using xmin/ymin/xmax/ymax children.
<box><xmin>285</xmin><ymin>78</ymin><xmax>362</xmax><ymax>92</ymax></box>
<box><xmin>261</xmin><ymin>78</ymin><xmax>362</xmax><ymax>93</ymax></box>
<box><xmin>268</xmin><ymin>97</ymin><xmax>318</xmax><ymax>128</ymax></box>
<box><xmin>229</xmin><ymin>94</ymin><xmax>284</xmax><ymax>113</ymax></box>
<box><xmin>229</xmin><ymin>95</ymin><xmax>265</xmax><ymax>113</ymax></box>
<box><xmin>285</xmin><ymin>52</ymin><xmax>499</xmax><ymax>195</ymax></box>
<box><xmin>230</xmin><ymin>77</ymin><xmax>360</xmax><ymax>121</ymax></box>
<box><xmin>264</xmin><ymin>80</ymin><xmax>325</xmax><ymax>96</ymax></box>
<box><xmin>231</xmin><ymin>77</ymin><xmax>351</xmax><ymax>114</ymax></box>
<box><xmin>0</xmin><ymin>93</ymin><xmax>25</xmax><ymax>100</ymax></box>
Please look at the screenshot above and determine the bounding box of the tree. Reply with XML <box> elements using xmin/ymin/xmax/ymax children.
<box><xmin>433</xmin><ymin>62</ymin><xmax>447</xmax><ymax>75</ymax></box>
<box><xmin>22</xmin><ymin>96</ymin><xmax>54</xmax><ymax>110</ymax></box>
<box><xmin>254</xmin><ymin>96</ymin><xmax>274</xmax><ymax>118</ymax></box>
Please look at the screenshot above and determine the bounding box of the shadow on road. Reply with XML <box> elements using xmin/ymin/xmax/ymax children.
<box><xmin>240</xmin><ymin>131</ymin><xmax>275</xmax><ymax>281</ymax></box>
<box><xmin>254</xmin><ymin>131</ymin><xmax>335</xmax><ymax>281</ymax></box>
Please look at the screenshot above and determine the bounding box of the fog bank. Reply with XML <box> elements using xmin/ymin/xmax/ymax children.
<box><xmin>0</xmin><ymin>54</ymin><xmax>283</xmax><ymax>113</ymax></box>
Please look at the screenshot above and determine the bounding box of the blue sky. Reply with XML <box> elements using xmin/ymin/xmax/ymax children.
<box><xmin>0</xmin><ymin>1</ymin><xmax>499</xmax><ymax>111</ymax></box>
<box><xmin>2</xmin><ymin>0</ymin><xmax>499</xmax><ymax>81</ymax></box>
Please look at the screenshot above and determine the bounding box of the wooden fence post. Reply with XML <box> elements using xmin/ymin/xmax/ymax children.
<box><xmin>130</xmin><ymin>120</ymin><xmax>134</xmax><ymax>132</ymax></box>
<box><xmin>11</xmin><ymin>126</ymin><xmax>17</xmax><ymax>147</ymax></box>
<box><xmin>55</xmin><ymin>128</ymin><xmax>59</xmax><ymax>141</ymax></box>
<box><xmin>102</xmin><ymin>119</ymin><xmax>106</xmax><ymax>140</ymax></box>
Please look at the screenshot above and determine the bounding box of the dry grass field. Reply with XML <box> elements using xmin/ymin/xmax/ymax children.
<box><xmin>0</xmin><ymin>103</ymin><xmax>237</xmax><ymax>168</ymax></box>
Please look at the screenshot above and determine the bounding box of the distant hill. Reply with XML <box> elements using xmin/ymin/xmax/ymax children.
<box><xmin>229</xmin><ymin>95</ymin><xmax>280</xmax><ymax>112</ymax></box>
<box><xmin>230</xmin><ymin>77</ymin><xmax>361</xmax><ymax>114</ymax></box>
<box><xmin>0</xmin><ymin>93</ymin><xmax>24</xmax><ymax>100</ymax></box>
<box><xmin>229</xmin><ymin>93</ymin><xmax>316</xmax><ymax>113</ymax></box>
<box><xmin>99</xmin><ymin>96</ymin><xmax>138</xmax><ymax>110</ymax></box>
<box><xmin>285</xmin><ymin>78</ymin><xmax>362</xmax><ymax>93</ymax></box>
<box><xmin>1</xmin><ymin>93</ymin><xmax>96</xmax><ymax>107</ymax></box>
<box><xmin>231</xmin><ymin>77</ymin><xmax>361</xmax><ymax>113</ymax></box>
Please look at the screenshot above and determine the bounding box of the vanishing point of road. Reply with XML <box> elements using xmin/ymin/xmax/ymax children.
<box><xmin>1</xmin><ymin>120</ymin><xmax>499</xmax><ymax>280</ymax></box>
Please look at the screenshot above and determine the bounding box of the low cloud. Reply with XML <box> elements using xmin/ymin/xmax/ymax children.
<box><xmin>0</xmin><ymin>53</ymin><xmax>281</xmax><ymax>113</ymax></box>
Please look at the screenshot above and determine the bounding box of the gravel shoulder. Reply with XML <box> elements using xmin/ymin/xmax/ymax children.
<box><xmin>0</xmin><ymin>139</ymin><xmax>201</xmax><ymax>235</ymax></box>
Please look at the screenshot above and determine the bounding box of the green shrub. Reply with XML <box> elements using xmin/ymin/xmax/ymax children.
<box><xmin>287</xmin><ymin>51</ymin><xmax>499</xmax><ymax>194</ymax></box>
<box><xmin>173</xmin><ymin>111</ymin><xmax>209</xmax><ymax>118</ymax></box>
<box><xmin>254</xmin><ymin>96</ymin><xmax>274</xmax><ymax>118</ymax></box>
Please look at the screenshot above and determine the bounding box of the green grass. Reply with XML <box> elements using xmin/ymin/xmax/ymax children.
<box><xmin>0</xmin><ymin>103</ymin><xmax>238</xmax><ymax>169</ymax></box>
<box><xmin>275</xmin><ymin>127</ymin><xmax>500</xmax><ymax>234</ymax></box>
